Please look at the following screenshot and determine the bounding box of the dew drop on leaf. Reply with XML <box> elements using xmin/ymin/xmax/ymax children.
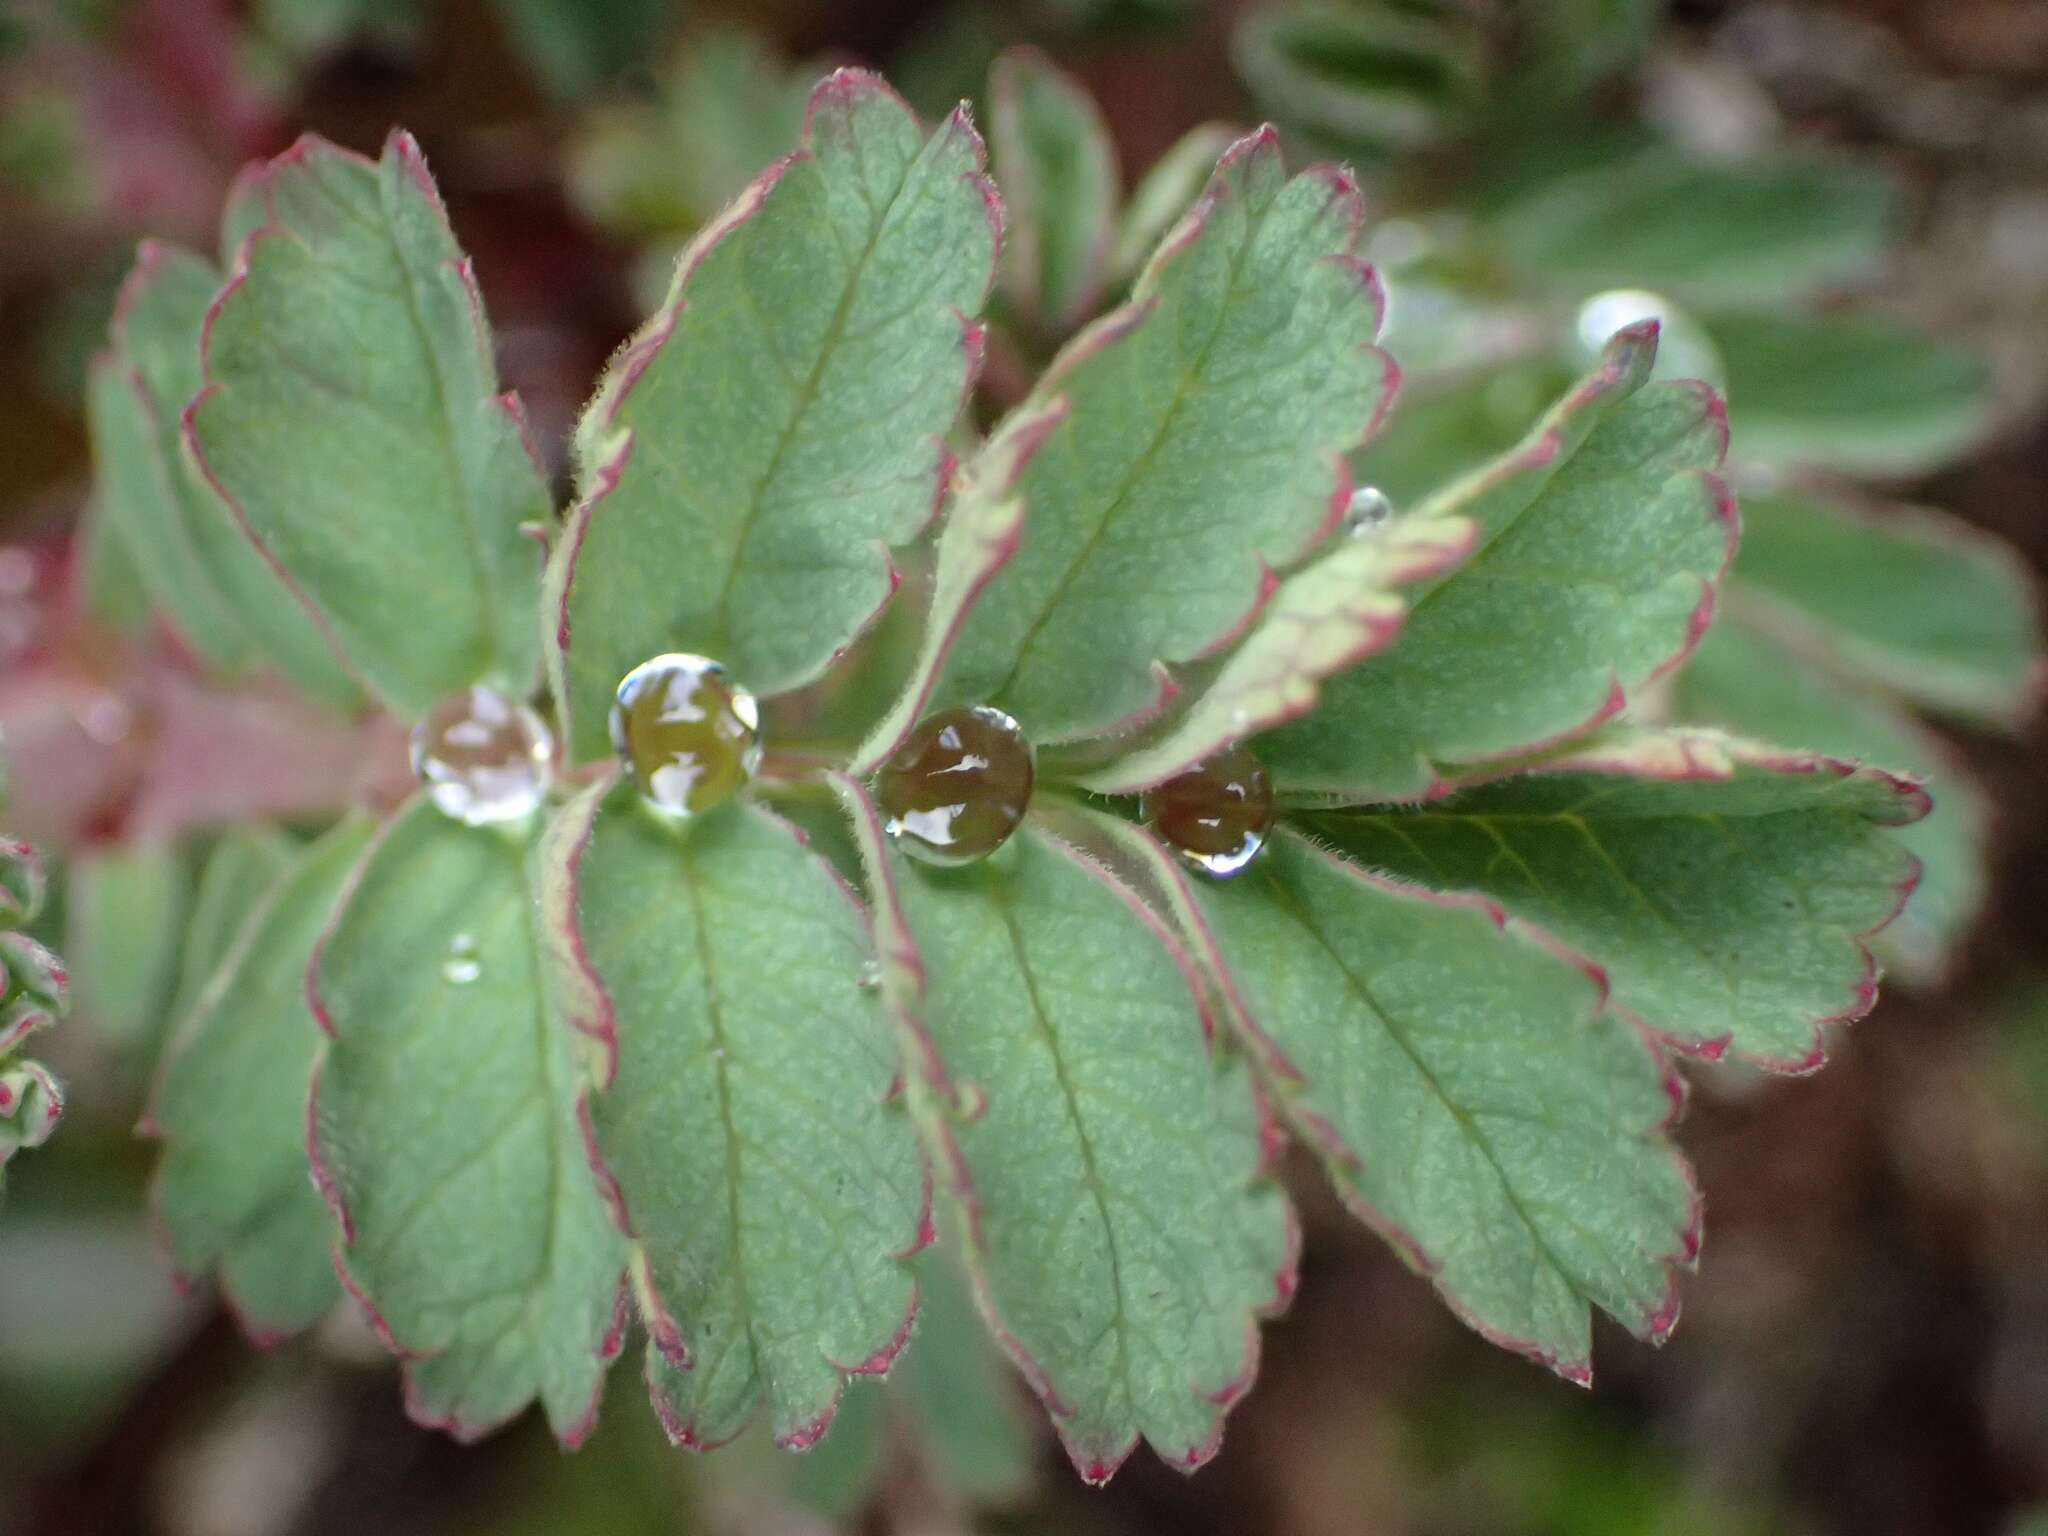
<box><xmin>1343</xmin><ymin>485</ymin><xmax>1394</xmax><ymax>537</ymax></box>
<box><xmin>856</xmin><ymin>959</ymin><xmax>882</xmax><ymax>990</ymax></box>
<box><xmin>442</xmin><ymin>932</ymin><xmax>482</xmax><ymax>985</ymax></box>
<box><xmin>1142</xmin><ymin>744</ymin><xmax>1275</xmax><ymax>878</ymax></box>
<box><xmin>609</xmin><ymin>653</ymin><xmax>762</xmax><ymax>819</ymax></box>
<box><xmin>875</xmin><ymin>705</ymin><xmax>1034</xmax><ymax>867</ymax></box>
<box><xmin>411</xmin><ymin>686</ymin><xmax>554</xmax><ymax>826</ymax></box>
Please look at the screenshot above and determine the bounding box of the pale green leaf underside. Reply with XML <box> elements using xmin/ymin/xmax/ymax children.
<box><xmin>89</xmin><ymin>244</ymin><xmax>355</xmax><ymax>703</ymax></box>
<box><xmin>1193</xmin><ymin>831</ymin><xmax>1694</xmax><ymax>1378</ymax></box>
<box><xmin>887</xmin><ymin>821</ymin><xmax>1290</xmax><ymax>1478</ymax></box>
<box><xmin>1261</xmin><ymin>325</ymin><xmax>1731</xmax><ymax>797</ymax></box>
<box><xmin>1729</xmin><ymin>492</ymin><xmax>2042</xmax><ymax>729</ymax></box>
<box><xmin>310</xmin><ymin>799</ymin><xmax>624</xmax><ymax>1442</ymax></box>
<box><xmin>188</xmin><ymin>131</ymin><xmax>550</xmax><ymax>720</ymax></box>
<box><xmin>557</xmin><ymin>787</ymin><xmax>924</xmax><ymax>1448</ymax></box>
<box><xmin>551</xmin><ymin>72</ymin><xmax>997</xmax><ymax>760</ymax></box>
<box><xmin>932</xmin><ymin>128</ymin><xmax>1395</xmax><ymax>744</ymax></box>
<box><xmin>1302</xmin><ymin>729</ymin><xmax>1924</xmax><ymax>1068</ymax></box>
<box><xmin>991</xmin><ymin>47</ymin><xmax>1118</xmax><ymax>331</ymax></box>
<box><xmin>150</xmin><ymin>821</ymin><xmax>372</xmax><ymax>1340</ymax></box>
<box><xmin>1677</xmin><ymin>619</ymin><xmax>1984</xmax><ymax>984</ymax></box>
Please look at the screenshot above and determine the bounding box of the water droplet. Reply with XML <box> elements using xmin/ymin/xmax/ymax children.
<box><xmin>610</xmin><ymin>654</ymin><xmax>762</xmax><ymax>819</ymax></box>
<box><xmin>875</xmin><ymin>706</ymin><xmax>1034</xmax><ymax>866</ymax></box>
<box><xmin>856</xmin><ymin>959</ymin><xmax>882</xmax><ymax>990</ymax></box>
<box><xmin>412</xmin><ymin>687</ymin><xmax>555</xmax><ymax>826</ymax></box>
<box><xmin>1343</xmin><ymin>486</ymin><xmax>1394</xmax><ymax>538</ymax></box>
<box><xmin>1142</xmin><ymin>745</ymin><xmax>1275</xmax><ymax>878</ymax></box>
<box><xmin>443</xmin><ymin>932</ymin><xmax>482</xmax><ymax>985</ymax></box>
<box><xmin>1572</xmin><ymin>289</ymin><xmax>1725</xmax><ymax>387</ymax></box>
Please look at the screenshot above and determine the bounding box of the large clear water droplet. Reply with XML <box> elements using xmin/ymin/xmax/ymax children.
<box><xmin>411</xmin><ymin>687</ymin><xmax>554</xmax><ymax>826</ymax></box>
<box><xmin>443</xmin><ymin>932</ymin><xmax>482</xmax><ymax>985</ymax></box>
<box><xmin>610</xmin><ymin>654</ymin><xmax>762</xmax><ymax>819</ymax></box>
<box><xmin>1142</xmin><ymin>744</ymin><xmax>1275</xmax><ymax>878</ymax></box>
<box><xmin>1343</xmin><ymin>486</ymin><xmax>1394</xmax><ymax>538</ymax></box>
<box><xmin>875</xmin><ymin>706</ymin><xmax>1034</xmax><ymax>867</ymax></box>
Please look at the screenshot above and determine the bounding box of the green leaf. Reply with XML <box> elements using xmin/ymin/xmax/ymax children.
<box><xmin>1078</xmin><ymin>513</ymin><xmax>1476</xmax><ymax>792</ymax></box>
<box><xmin>549</xmin><ymin>72</ymin><xmax>999</xmax><ymax>760</ymax></box>
<box><xmin>1171</xmin><ymin>828</ymin><xmax>1696</xmax><ymax>1380</ymax></box>
<box><xmin>309</xmin><ymin>799</ymin><xmax>626</xmax><ymax>1443</ymax></box>
<box><xmin>1508</xmin><ymin>0</ymin><xmax>1661</xmax><ymax>104</ymax></box>
<box><xmin>1676</xmin><ymin>618</ymin><xmax>1985</xmax><ymax>984</ymax></box>
<box><xmin>543</xmin><ymin>784</ymin><xmax>925</xmax><ymax>1449</ymax></box>
<box><xmin>841</xmin><ymin>785</ymin><xmax>1292</xmax><ymax>1481</ymax></box>
<box><xmin>990</xmin><ymin>46</ymin><xmax>1118</xmax><ymax>333</ymax></box>
<box><xmin>1301</xmin><ymin>729</ymin><xmax>1926</xmax><ymax>1069</ymax></box>
<box><xmin>165</xmin><ymin>825</ymin><xmax>299</xmax><ymax>1028</ymax></box>
<box><xmin>1110</xmin><ymin>122</ymin><xmax>1239</xmax><ymax>286</ymax></box>
<box><xmin>0</xmin><ymin>831</ymin><xmax>65</xmax><ymax>1190</ymax></box>
<box><xmin>147</xmin><ymin>821</ymin><xmax>372</xmax><ymax>1342</ymax></box>
<box><xmin>89</xmin><ymin>242</ymin><xmax>356</xmax><ymax>701</ymax></box>
<box><xmin>1708</xmin><ymin>311</ymin><xmax>1993</xmax><ymax>476</ymax></box>
<box><xmin>1261</xmin><ymin>324</ymin><xmax>1734</xmax><ymax>798</ymax></box>
<box><xmin>76</xmin><ymin>495</ymin><xmax>151</xmax><ymax>638</ymax></box>
<box><xmin>1727</xmin><ymin>492</ymin><xmax>2043</xmax><ymax>729</ymax></box>
<box><xmin>1490</xmin><ymin>151</ymin><xmax>1898</xmax><ymax>307</ymax></box>
<box><xmin>186</xmin><ymin>131</ymin><xmax>551</xmax><ymax>720</ymax></box>
<box><xmin>63</xmin><ymin>839</ymin><xmax>187</xmax><ymax>1055</ymax></box>
<box><xmin>488</xmin><ymin>0</ymin><xmax>676</xmax><ymax>102</ymax></box>
<box><xmin>929</xmin><ymin>128</ymin><xmax>1397</xmax><ymax>745</ymax></box>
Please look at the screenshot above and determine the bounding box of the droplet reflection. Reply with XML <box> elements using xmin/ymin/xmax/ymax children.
<box><xmin>610</xmin><ymin>654</ymin><xmax>762</xmax><ymax>819</ymax></box>
<box><xmin>411</xmin><ymin>687</ymin><xmax>554</xmax><ymax>826</ymax></box>
<box><xmin>1142</xmin><ymin>744</ymin><xmax>1275</xmax><ymax>878</ymax></box>
<box><xmin>1343</xmin><ymin>486</ymin><xmax>1394</xmax><ymax>538</ymax></box>
<box><xmin>875</xmin><ymin>706</ymin><xmax>1034</xmax><ymax>867</ymax></box>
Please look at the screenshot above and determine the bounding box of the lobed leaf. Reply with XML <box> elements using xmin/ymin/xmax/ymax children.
<box><xmin>186</xmin><ymin>131</ymin><xmax>551</xmax><ymax>720</ymax></box>
<box><xmin>990</xmin><ymin>47</ymin><xmax>1118</xmax><ymax>334</ymax></box>
<box><xmin>929</xmin><ymin>127</ymin><xmax>1397</xmax><ymax>745</ymax></box>
<box><xmin>842</xmin><ymin>784</ymin><xmax>1293</xmax><ymax>1482</ymax></box>
<box><xmin>1261</xmin><ymin>323</ymin><xmax>1734</xmax><ymax>798</ymax></box>
<box><xmin>1301</xmin><ymin>729</ymin><xmax>1926</xmax><ymax>1069</ymax></box>
<box><xmin>543</xmin><ymin>784</ymin><xmax>926</xmax><ymax>1449</ymax></box>
<box><xmin>89</xmin><ymin>242</ymin><xmax>356</xmax><ymax>702</ymax></box>
<box><xmin>147</xmin><ymin>821</ymin><xmax>372</xmax><ymax>1343</ymax></box>
<box><xmin>309</xmin><ymin>800</ymin><xmax>626</xmax><ymax>1444</ymax></box>
<box><xmin>1727</xmin><ymin>491</ymin><xmax>2043</xmax><ymax>729</ymax></box>
<box><xmin>1110</xmin><ymin>122</ymin><xmax>1240</xmax><ymax>286</ymax></box>
<box><xmin>1079</xmin><ymin>514</ymin><xmax>1476</xmax><ymax>793</ymax></box>
<box><xmin>1161</xmin><ymin>828</ymin><xmax>1696</xmax><ymax>1381</ymax></box>
<box><xmin>549</xmin><ymin>71</ymin><xmax>1000</xmax><ymax>760</ymax></box>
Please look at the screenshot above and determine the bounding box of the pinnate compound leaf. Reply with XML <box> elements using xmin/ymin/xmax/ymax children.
<box><xmin>1080</xmin><ymin>514</ymin><xmax>1476</xmax><ymax>793</ymax></box>
<box><xmin>1728</xmin><ymin>492</ymin><xmax>2043</xmax><ymax>729</ymax></box>
<box><xmin>309</xmin><ymin>800</ymin><xmax>626</xmax><ymax>1444</ymax></box>
<box><xmin>1708</xmin><ymin>311</ymin><xmax>1993</xmax><ymax>477</ymax></box>
<box><xmin>187</xmin><ymin>131</ymin><xmax>551</xmax><ymax>720</ymax></box>
<box><xmin>1302</xmin><ymin>729</ymin><xmax>1926</xmax><ymax>1069</ymax></box>
<box><xmin>1677</xmin><ymin>619</ymin><xmax>1984</xmax><ymax>984</ymax></box>
<box><xmin>841</xmin><ymin>785</ymin><xmax>1293</xmax><ymax>1482</ymax></box>
<box><xmin>148</xmin><ymin>821</ymin><xmax>373</xmax><ymax>1343</ymax></box>
<box><xmin>550</xmin><ymin>71</ymin><xmax>1000</xmax><ymax>760</ymax></box>
<box><xmin>89</xmin><ymin>242</ymin><xmax>356</xmax><ymax>702</ymax></box>
<box><xmin>1168</xmin><ymin>829</ymin><xmax>1695</xmax><ymax>1380</ymax></box>
<box><xmin>1261</xmin><ymin>323</ymin><xmax>1735</xmax><ymax>798</ymax></box>
<box><xmin>544</xmin><ymin>784</ymin><xmax>925</xmax><ymax>1449</ymax></box>
<box><xmin>990</xmin><ymin>47</ymin><xmax>1118</xmax><ymax>334</ymax></box>
<box><xmin>931</xmin><ymin>128</ymin><xmax>1397</xmax><ymax>744</ymax></box>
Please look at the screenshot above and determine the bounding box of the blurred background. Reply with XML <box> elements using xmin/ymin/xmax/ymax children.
<box><xmin>4</xmin><ymin>0</ymin><xmax>2048</xmax><ymax>1532</ymax></box>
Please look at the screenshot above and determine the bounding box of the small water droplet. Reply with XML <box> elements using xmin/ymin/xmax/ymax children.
<box><xmin>856</xmin><ymin>959</ymin><xmax>882</xmax><ymax>990</ymax></box>
<box><xmin>611</xmin><ymin>654</ymin><xmax>761</xmax><ymax>819</ymax></box>
<box><xmin>1142</xmin><ymin>745</ymin><xmax>1275</xmax><ymax>878</ymax></box>
<box><xmin>1572</xmin><ymin>289</ymin><xmax>1725</xmax><ymax>387</ymax></box>
<box><xmin>443</xmin><ymin>932</ymin><xmax>482</xmax><ymax>985</ymax></box>
<box><xmin>1342</xmin><ymin>486</ymin><xmax>1394</xmax><ymax>538</ymax></box>
<box><xmin>411</xmin><ymin>687</ymin><xmax>553</xmax><ymax>826</ymax></box>
<box><xmin>875</xmin><ymin>706</ymin><xmax>1034</xmax><ymax>867</ymax></box>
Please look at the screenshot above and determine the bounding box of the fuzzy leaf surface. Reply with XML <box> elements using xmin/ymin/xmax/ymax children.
<box><xmin>1261</xmin><ymin>325</ymin><xmax>1733</xmax><ymax>798</ymax></box>
<box><xmin>1677</xmin><ymin>620</ymin><xmax>1982</xmax><ymax>983</ymax></box>
<box><xmin>89</xmin><ymin>243</ymin><xmax>355</xmax><ymax>701</ymax></box>
<box><xmin>1728</xmin><ymin>492</ymin><xmax>2042</xmax><ymax>728</ymax></box>
<box><xmin>310</xmin><ymin>800</ymin><xmax>625</xmax><ymax>1443</ymax></box>
<box><xmin>187</xmin><ymin>131</ymin><xmax>550</xmax><ymax>719</ymax></box>
<box><xmin>990</xmin><ymin>47</ymin><xmax>1117</xmax><ymax>332</ymax></box>
<box><xmin>1185</xmin><ymin>830</ymin><xmax>1695</xmax><ymax>1380</ymax></box>
<box><xmin>549</xmin><ymin>786</ymin><xmax>925</xmax><ymax>1449</ymax></box>
<box><xmin>1709</xmin><ymin>312</ymin><xmax>1992</xmax><ymax>476</ymax></box>
<box><xmin>932</xmin><ymin>129</ymin><xmax>1396</xmax><ymax>744</ymax></box>
<box><xmin>863</xmin><ymin>807</ymin><xmax>1292</xmax><ymax>1481</ymax></box>
<box><xmin>550</xmin><ymin>72</ymin><xmax>998</xmax><ymax>759</ymax></box>
<box><xmin>1303</xmin><ymin>730</ymin><xmax>1925</xmax><ymax>1068</ymax></box>
<box><xmin>149</xmin><ymin>821</ymin><xmax>371</xmax><ymax>1341</ymax></box>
